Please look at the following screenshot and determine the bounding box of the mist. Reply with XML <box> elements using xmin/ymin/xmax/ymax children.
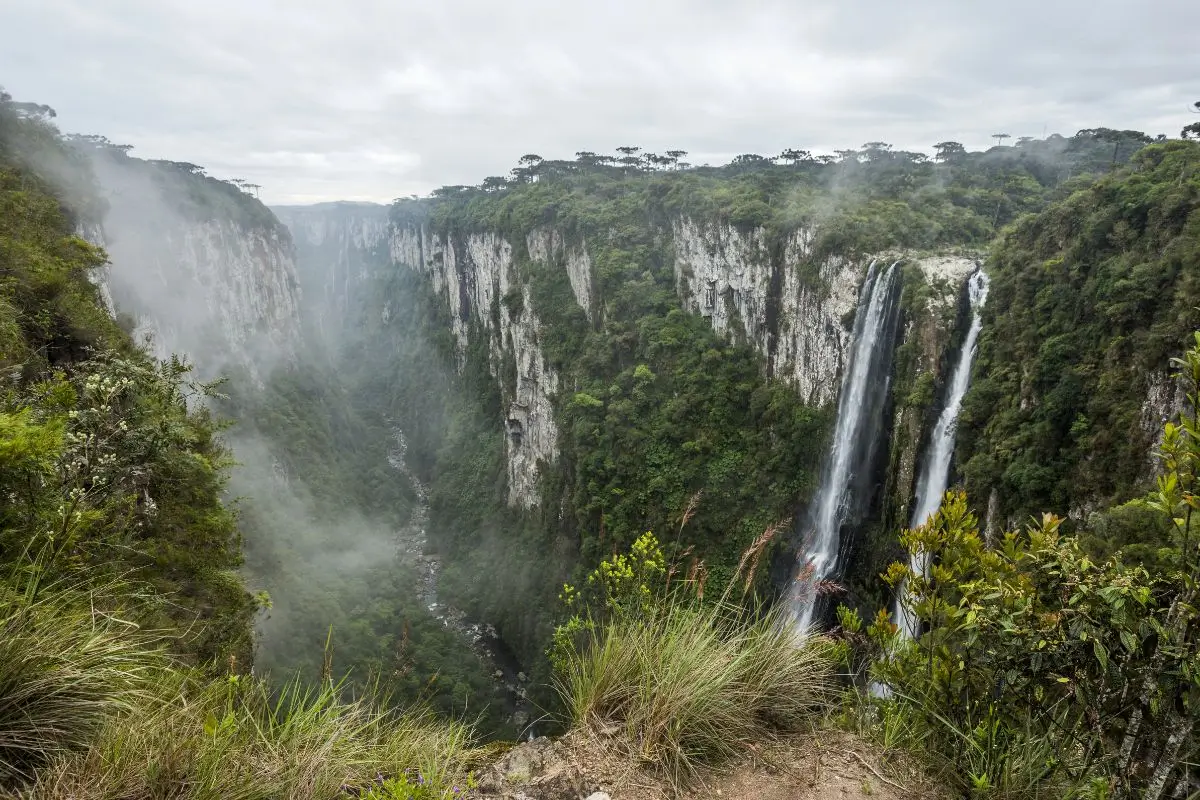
<box><xmin>29</xmin><ymin>139</ymin><xmax>519</xmax><ymax>730</ymax></box>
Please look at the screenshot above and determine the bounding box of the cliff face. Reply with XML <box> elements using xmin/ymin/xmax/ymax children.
<box><xmin>389</xmin><ymin>227</ymin><xmax>560</xmax><ymax>508</ymax></box>
<box><xmin>672</xmin><ymin>218</ymin><xmax>859</xmax><ymax>407</ymax></box>
<box><xmin>273</xmin><ymin>203</ymin><xmax>391</xmax><ymax>336</ymax></box>
<box><xmin>84</xmin><ymin>155</ymin><xmax>302</xmax><ymax>375</ymax></box>
<box><xmin>279</xmin><ymin>204</ymin><xmax>980</xmax><ymax>520</ymax></box>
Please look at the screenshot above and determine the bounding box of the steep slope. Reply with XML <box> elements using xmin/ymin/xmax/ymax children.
<box><xmin>959</xmin><ymin>140</ymin><xmax>1200</xmax><ymax>534</ymax></box>
<box><xmin>79</xmin><ymin>146</ymin><xmax>302</xmax><ymax>374</ymax></box>
<box><xmin>0</xmin><ymin>89</ymin><xmax>256</xmax><ymax>666</ymax></box>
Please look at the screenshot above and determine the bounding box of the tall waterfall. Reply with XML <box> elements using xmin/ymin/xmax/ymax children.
<box><xmin>894</xmin><ymin>269</ymin><xmax>990</xmax><ymax>638</ymax></box>
<box><xmin>789</xmin><ymin>261</ymin><xmax>902</xmax><ymax>634</ymax></box>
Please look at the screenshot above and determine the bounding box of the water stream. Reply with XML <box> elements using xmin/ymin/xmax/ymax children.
<box><xmin>789</xmin><ymin>261</ymin><xmax>902</xmax><ymax>633</ymax></box>
<box><xmin>893</xmin><ymin>270</ymin><xmax>990</xmax><ymax>638</ymax></box>
<box><xmin>387</xmin><ymin>427</ymin><xmax>534</xmax><ymax>734</ymax></box>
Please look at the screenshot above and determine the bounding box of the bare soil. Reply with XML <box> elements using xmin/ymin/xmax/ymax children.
<box><xmin>472</xmin><ymin>729</ymin><xmax>941</xmax><ymax>800</ymax></box>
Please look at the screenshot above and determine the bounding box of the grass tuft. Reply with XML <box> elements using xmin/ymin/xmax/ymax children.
<box><xmin>556</xmin><ymin>600</ymin><xmax>834</xmax><ymax>786</ymax></box>
<box><xmin>0</xmin><ymin>574</ymin><xmax>164</xmax><ymax>782</ymax></box>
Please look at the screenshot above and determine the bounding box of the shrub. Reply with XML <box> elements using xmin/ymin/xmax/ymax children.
<box><xmin>852</xmin><ymin>330</ymin><xmax>1200</xmax><ymax>799</ymax></box>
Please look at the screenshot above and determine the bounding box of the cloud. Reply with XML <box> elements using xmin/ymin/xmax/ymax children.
<box><xmin>3</xmin><ymin>0</ymin><xmax>1197</xmax><ymax>203</ymax></box>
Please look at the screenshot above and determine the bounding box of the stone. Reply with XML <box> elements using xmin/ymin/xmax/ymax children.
<box><xmin>390</xmin><ymin>226</ymin><xmax>560</xmax><ymax>509</ymax></box>
<box><xmin>671</xmin><ymin>217</ymin><xmax>862</xmax><ymax>407</ymax></box>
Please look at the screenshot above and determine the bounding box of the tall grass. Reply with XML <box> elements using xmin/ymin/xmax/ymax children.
<box><xmin>0</xmin><ymin>572</ymin><xmax>164</xmax><ymax>782</ymax></box>
<box><xmin>0</xmin><ymin>560</ymin><xmax>472</xmax><ymax>798</ymax></box>
<box><xmin>556</xmin><ymin>600</ymin><xmax>834</xmax><ymax>785</ymax></box>
<box><xmin>29</xmin><ymin>672</ymin><xmax>473</xmax><ymax>800</ymax></box>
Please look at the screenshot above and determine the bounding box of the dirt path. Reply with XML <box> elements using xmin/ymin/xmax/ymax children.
<box><xmin>473</xmin><ymin>729</ymin><xmax>941</xmax><ymax>800</ymax></box>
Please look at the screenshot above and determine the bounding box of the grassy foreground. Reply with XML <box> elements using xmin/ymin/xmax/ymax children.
<box><xmin>0</xmin><ymin>569</ymin><xmax>472</xmax><ymax>800</ymax></box>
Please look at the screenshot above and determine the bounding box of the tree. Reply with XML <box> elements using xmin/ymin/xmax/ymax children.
<box><xmin>513</xmin><ymin>154</ymin><xmax>544</xmax><ymax>184</ymax></box>
<box><xmin>149</xmin><ymin>160</ymin><xmax>207</xmax><ymax>176</ymax></box>
<box><xmin>861</xmin><ymin>142</ymin><xmax>893</xmax><ymax>161</ymax></box>
<box><xmin>615</xmin><ymin>147</ymin><xmax>642</xmax><ymax>172</ymax></box>
<box><xmin>776</xmin><ymin>148</ymin><xmax>811</xmax><ymax>166</ymax></box>
<box><xmin>932</xmin><ymin>141</ymin><xmax>966</xmax><ymax>163</ymax></box>
<box><xmin>10</xmin><ymin>101</ymin><xmax>56</xmax><ymax>120</ymax></box>
<box><xmin>480</xmin><ymin>175</ymin><xmax>509</xmax><ymax>192</ymax></box>
<box><xmin>729</xmin><ymin>154</ymin><xmax>770</xmax><ymax>171</ymax></box>
<box><xmin>431</xmin><ymin>185</ymin><xmax>473</xmax><ymax>198</ymax></box>
<box><xmin>991</xmin><ymin>132</ymin><xmax>1011</xmax><ymax>147</ymax></box>
<box><xmin>665</xmin><ymin>149</ymin><xmax>688</xmax><ymax>169</ymax></box>
<box><xmin>1075</xmin><ymin>128</ymin><xmax>1152</xmax><ymax>167</ymax></box>
<box><xmin>574</xmin><ymin>151</ymin><xmax>602</xmax><ymax>168</ymax></box>
<box><xmin>1183</xmin><ymin>101</ymin><xmax>1200</xmax><ymax>140</ymax></box>
<box><xmin>643</xmin><ymin>152</ymin><xmax>671</xmax><ymax>171</ymax></box>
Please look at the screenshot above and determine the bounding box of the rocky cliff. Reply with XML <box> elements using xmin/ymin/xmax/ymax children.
<box><xmin>82</xmin><ymin>151</ymin><xmax>302</xmax><ymax>376</ymax></box>
<box><xmin>278</xmin><ymin>202</ymin><xmax>981</xmax><ymax>524</ymax></box>
<box><xmin>273</xmin><ymin>203</ymin><xmax>391</xmax><ymax>337</ymax></box>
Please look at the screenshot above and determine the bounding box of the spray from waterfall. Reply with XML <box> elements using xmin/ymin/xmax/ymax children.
<box><xmin>789</xmin><ymin>260</ymin><xmax>902</xmax><ymax>634</ymax></box>
<box><xmin>894</xmin><ymin>270</ymin><xmax>990</xmax><ymax>638</ymax></box>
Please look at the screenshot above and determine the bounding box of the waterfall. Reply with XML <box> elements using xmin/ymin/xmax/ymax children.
<box><xmin>789</xmin><ymin>260</ymin><xmax>902</xmax><ymax>634</ymax></box>
<box><xmin>894</xmin><ymin>269</ymin><xmax>990</xmax><ymax>638</ymax></box>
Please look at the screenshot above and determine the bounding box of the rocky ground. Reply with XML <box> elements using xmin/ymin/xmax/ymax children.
<box><xmin>472</xmin><ymin>729</ymin><xmax>941</xmax><ymax>800</ymax></box>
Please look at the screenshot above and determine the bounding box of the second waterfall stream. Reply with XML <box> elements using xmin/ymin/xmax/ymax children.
<box><xmin>894</xmin><ymin>269</ymin><xmax>991</xmax><ymax>638</ymax></box>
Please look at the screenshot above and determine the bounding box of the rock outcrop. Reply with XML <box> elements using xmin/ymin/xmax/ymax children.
<box><xmin>82</xmin><ymin>156</ymin><xmax>303</xmax><ymax>377</ymax></box>
<box><xmin>390</xmin><ymin>227</ymin><xmax>560</xmax><ymax>508</ymax></box>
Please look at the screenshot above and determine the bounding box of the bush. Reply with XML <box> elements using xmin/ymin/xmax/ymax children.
<box><xmin>851</xmin><ymin>330</ymin><xmax>1200</xmax><ymax>799</ymax></box>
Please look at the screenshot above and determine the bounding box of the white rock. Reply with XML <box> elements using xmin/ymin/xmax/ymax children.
<box><xmin>390</xmin><ymin>226</ymin><xmax>560</xmax><ymax>509</ymax></box>
<box><xmin>672</xmin><ymin>217</ymin><xmax>862</xmax><ymax>406</ymax></box>
<box><xmin>102</xmin><ymin>217</ymin><xmax>302</xmax><ymax>378</ymax></box>
<box><xmin>526</xmin><ymin>226</ymin><xmax>594</xmax><ymax>319</ymax></box>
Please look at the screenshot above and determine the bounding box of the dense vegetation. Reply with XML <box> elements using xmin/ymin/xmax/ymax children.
<box><xmin>2</xmin><ymin>89</ymin><xmax>519</xmax><ymax>730</ymax></box>
<box><xmin>0</xmin><ymin>94</ymin><xmax>255</xmax><ymax>666</ymax></box>
<box><xmin>959</xmin><ymin>140</ymin><xmax>1200</xmax><ymax>528</ymax></box>
<box><xmin>0</xmin><ymin>90</ymin><xmax>479</xmax><ymax>796</ymax></box>
<box><xmin>845</xmin><ymin>330</ymin><xmax>1200</xmax><ymax>799</ymax></box>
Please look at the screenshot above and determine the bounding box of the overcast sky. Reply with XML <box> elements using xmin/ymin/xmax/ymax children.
<box><xmin>3</xmin><ymin>0</ymin><xmax>1197</xmax><ymax>205</ymax></box>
